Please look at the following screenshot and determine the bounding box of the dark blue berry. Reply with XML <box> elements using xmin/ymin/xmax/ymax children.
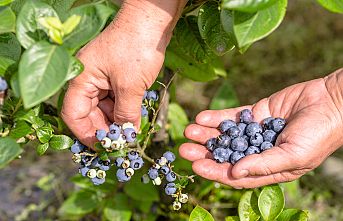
<box><xmin>99</xmin><ymin>160</ymin><xmax>110</xmax><ymax>171</ymax></box>
<box><xmin>143</xmin><ymin>91</ymin><xmax>148</xmax><ymax>100</ymax></box>
<box><xmin>260</xmin><ymin>141</ymin><xmax>273</xmax><ymax>151</ymax></box>
<box><xmin>246</xmin><ymin>122</ymin><xmax>263</xmax><ymax>137</ymax></box>
<box><xmin>160</xmin><ymin>165</ymin><xmax>170</xmax><ymax>175</ymax></box>
<box><xmin>249</xmin><ymin>133</ymin><xmax>263</xmax><ymax>146</ymax></box>
<box><xmin>245</xmin><ymin>146</ymin><xmax>261</xmax><ymax>156</ymax></box>
<box><xmin>79</xmin><ymin>167</ymin><xmax>90</xmax><ymax>177</ymax></box>
<box><xmin>92</xmin><ymin>177</ymin><xmax>105</xmax><ymax>185</ymax></box>
<box><xmin>263</xmin><ymin>130</ymin><xmax>277</xmax><ymax>143</ymax></box>
<box><xmin>213</xmin><ymin>147</ymin><xmax>232</xmax><ymax>163</ymax></box>
<box><xmin>270</xmin><ymin>118</ymin><xmax>286</xmax><ymax>133</ymax></box>
<box><xmin>237</xmin><ymin>123</ymin><xmax>247</xmax><ymax>136</ymax></box>
<box><xmin>141</xmin><ymin>105</ymin><xmax>148</xmax><ymax>117</ymax></box>
<box><xmin>163</xmin><ymin>151</ymin><xmax>176</xmax><ymax>163</ymax></box>
<box><xmin>148</xmin><ymin>167</ymin><xmax>159</xmax><ymax>179</ymax></box>
<box><xmin>0</xmin><ymin>77</ymin><xmax>8</xmax><ymax>91</ymax></box>
<box><xmin>217</xmin><ymin>134</ymin><xmax>231</xmax><ymax>147</ymax></box>
<box><xmin>91</xmin><ymin>157</ymin><xmax>101</xmax><ymax>167</ymax></box>
<box><xmin>166</xmin><ymin>171</ymin><xmax>176</xmax><ymax>182</ymax></box>
<box><xmin>230</xmin><ymin>151</ymin><xmax>245</xmax><ymax>165</ymax></box>
<box><xmin>147</xmin><ymin>90</ymin><xmax>159</xmax><ymax>101</ymax></box>
<box><xmin>262</xmin><ymin>117</ymin><xmax>274</xmax><ymax>130</ymax></box>
<box><xmin>228</xmin><ymin>126</ymin><xmax>241</xmax><ymax>139</ymax></box>
<box><xmin>128</xmin><ymin>151</ymin><xmax>139</xmax><ymax>160</ymax></box>
<box><xmin>231</xmin><ymin>137</ymin><xmax>249</xmax><ymax>152</ymax></box>
<box><xmin>165</xmin><ymin>183</ymin><xmax>177</xmax><ymax>195</ymax></box>
<box><xmin>130</xmin><ymin>157</ymin><xmax>144</xmax><ymax>170</ymax></box>
<box><xmin>115</xmin><ymin>157</ymin><xmax>124</xmax><ymax>167</ymax></box>
<box><xmin>116</xmin><ymin>168</ymin><xmax>131</xmax><ymax>182</ymax></box>
<box><xmin>240</xmin><ymin>109</ymin><xmax>253</xmax><ymax>124</ymax></box>
<box><xmin>95</xmin><ymin>129</ymin><xmax>107</xmax><ymax>141</ymax></box>
<box><xmin>108</xmin><ymin>126</ymin><xmax>120</xmax><ymax>140</ymax></box>
<box><xmin>206</xmin><ymin>138</ymin><xmax>217</xmax><ymax>151</ymax></box>
<box><xmin>71</xmin><ymin>140</ymin><xmax>85</xmax><ymax>154</ymax></box>
<box><xmin>123</xmin><ymin>128</ymin><xmax>136</xmax><ymax>143</ymax></box>
<box><xmin>219</xmin><ymin>120</ymin><xmax>236</xmax><ymax>133</ymax></box>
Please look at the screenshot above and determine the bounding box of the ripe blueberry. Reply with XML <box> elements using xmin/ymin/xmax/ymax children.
<box><xmin>217</xmin><ymin>134</ymin><xmax>231</xmax><ymax>147</ymax></box>
<box><xmin>148</xmin><ymin>167</ymin><xmax>159</xmax><ymax>179</ymax></box>
<box><xmin>165</xmin><ymin>183</ymin><xmax>177</xmax><ymax>195</ymax></box>
<box><xmin>260</xmin><ymin>141</ymin><xmax>273</xmax><ymax>151</ymax></box>
<box><xmin>116</xmin><ymin>168</ymin><xmax>131</xmax><ymax>182</ymax></box>
<box><xmin>123</xmin><ymin>128</ymin><xmax>137</xmax><ymax>143</ymax></box>
<box><xmin>130</xmin><ymin>157</ymin><xmax>144</xmax><ymax>170</ymax></box>
<box><xmin>231</xmin><ymin>137</ymin><xmax>248</xmax><ymax>152</ymax></box>
<box><xmin>95</xmin><ymin>129</ymin><xmax>107</xmax><ymax>141</ymax></box>
<box><xmin>249</xmin><ymin>133</ymin><xmax>263</xmax><ymax>146</ymax></box>
<box><xmin>213</xmin><ymin>147</ymin><xmax>232</xmax><ymax>163</ymax></box>
<box><xmin>245</xmin><ymin>122</ymin><xmax>263</xmax><ymax>137</ymax></box>
<box><xmin>263</xmin><ymin>130</ymin><xmax>277</xmax><ymax>143</ymax></box>
<box><xmin>227</xmin><ymin>126</ymin><xmax>241</xmax><ymax>139</ymax></box>
<box><xmin>230</xmin><ymin>151</ymin><xmax>245</xmax><ymax>165</ymax></box>
<box><xmin>219</xmin><ymin>120</ymin><xmax>236</xmax><ymax>133</ymax></box>
<box><xmin>163</xmin><ymin>151</ymin><xmax>176</xmax><ymax>163</ymax></box>
<box><xmin>166</xmin><ymin>171</ymin><xmax>176</xmax><ymax>182</ymax></box>
<box><xmin>240</xmin><ymin>109</ymin><xmax>253</xmax><ymax>124</ymax></box>
<box><xmin>270</xmin><ymin>118</ymin><xmax>286</xmax><ymax>133</ymax></box>
<box><xmin>245</xmin><ymin>146</ymin><xmax>261</xmax><ymax>156</ymax></box>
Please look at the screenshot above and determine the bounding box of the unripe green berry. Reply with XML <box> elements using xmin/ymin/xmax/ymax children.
<box><xmin>101</xmin><ymin>137</ymin><xmax>111</xmax><ymax>148</ymax></box>
<box><xmin>87</xmin><ymin>169</ymin><xmax>97</xmax><ymax>178</ymax></box>
<box><xmin>125</xmin><ymin>167</ymin><xmax>135</xmax><ymax>177</ymax></box>
<box><xmin>179</xmin><ymin>194</ymin><xmax>188</xmax><ymax>204</ymax></box>
<box><xmin>152</xmin><ymin>177</ymin><xmax>162</xmax><ymax>186</ymax></box>
<box><xmin>173</xmin><ymin>201</ymin><xmax>182</xmax><ymax>211</ymax></box>
<box><xmin>97</xmin><ymin>170</ymin><xmax>106</xmax><ymax>179</ymax></box>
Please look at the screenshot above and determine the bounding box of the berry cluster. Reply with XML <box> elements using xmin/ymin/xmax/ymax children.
<box><xmin>70</xmin><ymin>140</ymin><xmax>111</xmax><ymax>185</ymax></box>
<box><xmin>0</xmin><ymin>77</ymin><xmax>8</xmax><ymax>92</ymax></box>
<box><xmin>95</xmin><ymin>122</ymin><xmax>137</xmax><ymax>151</ymax></box>
<box><xmin>141</xmin><ymin>90</ymin><xmax>159</xmax><ymax>117</ymax></box>
<box><xmin>115</xmin><ymin>151</ymin><xmax>144</xmax><ymax>182</ymax></box>
<box><xmin>206</xmin><ymin>109</ymin><xmax>286</xmax><ymax>164</ymax></box>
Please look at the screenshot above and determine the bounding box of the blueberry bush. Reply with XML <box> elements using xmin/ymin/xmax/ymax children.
<box><xmin>0</xmin><ymin>0</ymin><xmax>342</xmax><ymax>220</ymax></box>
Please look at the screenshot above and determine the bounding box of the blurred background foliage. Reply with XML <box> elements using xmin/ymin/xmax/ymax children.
<box><xmin>1</xmin><ymin>0</ymin><xmax>343</xmax><ymax>220</ymax></box>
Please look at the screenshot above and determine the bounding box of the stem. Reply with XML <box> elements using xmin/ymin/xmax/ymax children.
<box><xmin>12</xmin><ymin>98</ymin><xmax>22</xmax><ymax>116</ymax></box>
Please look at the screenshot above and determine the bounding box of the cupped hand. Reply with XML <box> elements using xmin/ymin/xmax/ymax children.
<box><xmin>180</xmin><ymin>69</ymin><xmax>343</xmax><ymax>189</ymax></box>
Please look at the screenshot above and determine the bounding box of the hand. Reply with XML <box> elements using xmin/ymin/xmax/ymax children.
<box><xmin>61</xmin><ymin>0</ymin><xmax>186</xmax><ymax>147</ymax></box>
<box><xmin>180</xmin><ymin>68</ymin><xmax>343</xmax><ymax>189</ymax></box>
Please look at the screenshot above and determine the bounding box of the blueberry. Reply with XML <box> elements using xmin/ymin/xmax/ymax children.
<box><xmin>99</xmin><ymin>160</ymin><xmax>110</xmax><ymax>171</ymax></box>
<box><xmin>230</xmin><ymin>151</ymin><xmax>245</xmax><ymax>165</ymax></box>
<box><xmin>107</xmin><ymin>125</ymin><xmax>121</xmax><ymax>140</ymax></box>
<box><xmin>213</xmin><ymin>147</ymin><xmax>232</xmax><ymax>163</ymax></box>
<box><xmin>92</xmin><ymin>177</ymin><xmax>105</xmax><ymax>185</ymax></box>
<box><xmin>262</xmin><ymin>117</ymin><xmax>274</xmax><ymax>130</ymax></box>
<box><xmin>263</xmin><ymin>130</ymin><xmax>277</xmax><ymax>143</ymax></box>
<box><xmin>147</xmin><ymin>90</ymin><xmax>159</xmax><ymax>101</ymax></box>
<box><xmin>242</xmin><ymin>135</ymin><xmax>249</xmax><ymax>142</ymax></box>
<box><xmin>227</xmin><ymin>126</ymin><xmax>241</xmax><ymax>139</ymax></box>
<box><xmin>237</xmin><ymin>123</ymin><xmax>247</xmax><ymax>136</ymax></box>
<box><xmin>163</xmin><ymin>151</ymin><xmax>176</xmax><ymax>163</ymax></box>
<box><xmin>71</xmin><ymin>140</ymin><xmax>85</xmax><ymax>154</ymax></box>
<box><xmin>141</xmin><ymin>105</ymin><xmax>148</xmax><ymax>117</ymax></box>
<box><xmin>0</xmin><ymin>77</ymin><xmax>8</xmax><ymax>91</ymax></box>
<box><xmin>81</xmin><ymin>155</ymin><xmax>92</xmax><ymax>164</ymax></box>
<box><xmin>116</xmin><ymin>168</ymin><xmax>131</xmax><ymax>182</ymax></box>
<box><xmin>219</xmin><ymin>120</ymin><xmax>236</xmax><ymax>133</ymax></box>
<box><xmin>245</xmin><ymin>146</ymin><xmax>261</xmax><ymax>156</ymax></box>
<box><xmin>165</xmin><ymin>183</ymin><xmax>177</xmax><ymax>195</ymax></box>
<box><xmin>123</xmin><ymin>128</ymin><xmax>137</xmax><ymax>143</ymax></box>
<box><xmin>240</xmin><ymin>109</ymin><xmax>254</xmax><ymax>124</ymax></box>
<box><xmin>143</xmin><ymin>91</ymin><xmax>148</xmax><ymax>100</ymax></box>
<box><xmin>115</xmin><ymin>157</ymin><xmax>124</xmax><ymax>167</ymax></box>
<box><xmin>166</xmin><ymin>171</ymin><xmax>176</xmax><ymax>182</ymax></box>
<box><xmin>148</xmin><ymin>167</ymin><xmax>159</xmax><ymax>179</ymax></box>
<box><xmin>91</xmin><ymin>157</ymin><xmax>101</xmax><ymax>167</ymax></box>
<box><xmin>249</xmin><ymin>133</ymin><xmax>263</xmax><ymax>146</ymax></box>
<box><xmin>206</xmin><ymin>138</ymin><xmax>217</xmax><ymax>151</ymax></box>
<box><xmin>245</xmin><ymin>122</ymin><xmax>263</xmax><ymax>137</ymax></box>
<box><xmin>95</xmin><ymin>129</ymin><xmax>107</xmax><ymax>141</ymax></box>
<box><xmin>270</xmin><ymin>118</ymin><xmax>286</xmax><ymax>133</ymax></box>
<box><xmin>260</xmin><ymin>141</ymin><xmax>273</xmax><ymax>151</ymax></box>
<box><xmin>128</xmin><ymin>151</ymin><xmax>139</xmax><ymax>160</ymax></box>
<box><xmin>231</xmin><ymin>137</ymin><xmax>249</xmax><ymax>152</ymax></box>
<box><xmin>79</xmin><ymin>167</ymin><xmax>90</xmax><ymax>177</ymax></box>
<box><xmin>160</xmin><ymin>165</ymin><xmax>170</xmax><ymax>175</ymax></box>
<box><xmin>217</xmin><ymin>134</ymin><xmax>231</xmax><ymax>147</ymax></box>
<box><xmin>130</xmin><ymin>157</ymin><xmax>144</xmax><ymax>170</ymax></box>
<box><xmin>141</xmin><ymin>174</ymin><xmax>150</xmax><ymax>184</ymax></box>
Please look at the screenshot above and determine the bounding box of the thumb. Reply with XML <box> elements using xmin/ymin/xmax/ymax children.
<box><xmin>113</xmin><ymin>85</ymin><xmax>145</xmax><ymax>130</ymax></box>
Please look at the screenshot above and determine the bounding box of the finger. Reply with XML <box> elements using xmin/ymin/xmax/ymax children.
<box><xmin>113</xmin><ymin>84</ymin><xmax>145</xmax><ymax>130</ymax></box>
<box><xmin>184</xmin><ymin>124</ymin><xmax>220</xmax><ymax>144</ymax></box>
<box><xmin>192</xmin><ymin>159</ymin><xmax>301</xmax><ymax>189</ymax></box>
<box><xmin>231</xmin><ymin>143</ymin><xmax>301</xmax><ymax>179</ymax></box>
<box><xmin>61</xmin><ymin>83</ymin><xmax>108</xmax><ymax>147</ymax></box>
<box><xmin>179</xmin><ymin>143</ymin><xmax>212</xmax><ymax>161</ymax></box>
<box><xmin>98</xmin><ymin>97</ymin><xmax>114</xmax><ymax>122</ymax></box>
<box><xmin>195</xmin><ymin>106</ymin><xmax>252</xmax><ymax>128</ymax></box>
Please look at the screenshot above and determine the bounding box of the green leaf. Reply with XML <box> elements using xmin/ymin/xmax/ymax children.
<box><xmin>36</xmin><ymin>143</ymin><xmax>49</xmax><ymax>156</ymax></box>
<box><xmin>317</xmin><ymin>0</ymin><xmax>343</xmax><ymax>13</ymax></box>
<box><xmin>9</xmin><ymin>120</ymin><xmax>32</xmax><ymax>139</ymax></box>
<box><xmin>124</xmin><ymin>169</ymin><xmax>159</xmax><ymax>202</ymax></box>
<box><xmin>65</xmin><ymin>56</ymin><xmax>83</xmax><ymax>81</ymax></box>
<box><xmin>0</xmin><ymin>137</ymin><xmax>22</xmax><ymax>169</ymax></box>
<box><xmin>63</xmin><ymin>3</ymin><xmax>114</xmax><ymax>52</ymax></box>
<box><xmin>198</xmin><ymin>1</ymin><xmax>234</xmax><ymax>56</ymax></box>
<box><xmin>277</xmin><ymin>209</ymin><xmax>309</xmax><ymax>221</ymax></box>
<box><xmin>174</xmin><ymin>16</ymin><xmax>213</xmax><ymax>63</ymax></box>
<box><xmin>222</xmin><ymin>0</ymin><xmax>278</xmax><ymax>12</ymax></box>
<box><xmin>189</xmin><ymin>205</ymin><xmax>215</xmax><ymax>221</ymax></box>
<box><xmin>18</xmin><ymin>41</ymin><xmax>70</xmax><ymax>108</ymax></box>
<box><xmin>50</xmin><ymin>0</ymin><xmax>77</xmax><ymax>20</ymax></box>
<box><xmin>49</xmin><ymin>135</ymin><xmax>73</xmax><ymax>150</ymax></box>
<box><xmin>16</xmin><ymin>0</ymin><xmax>58</xmax><ymax>49</ymax></box>
<box><xmin>210</xmin><ymin>80</ymin><xmax>239</xmax><ymax>110</ymax></box>
<box><xmin>258</xmin><ymin>184</ymin><xmax>285</xmax><ymax>221</ymax></box>
<box><xmin>104</xmin><ymin>193</ymin><xmax>132</xmax><ymax>221</ymax></box>
<box><xmin>63</xmin><ymin>14</ymin><xmax>81</xmax><ymax>35</ymax></box>
<box><xmin>35</xmin><ymin>125</ymin><xmax>53</xmax><ymax>143</ymax></box>
<box><xmin>231</xmin><ymin>0</ymin><xmax>287</xmax><ymax>48</ymax></box>
<box><xmin>238</xmin><ymin>190</ymin><xmax>260</xmax><ymax>221</ymax></box>
<box><xmin>0</xmin><ymin>56</ymin><xmax>15</xmax><ymax>76</ymax></box>
<box><xmin>0</xmin><ymin>0</ymin><xmax>13</xmax><ymax>6</ymax></box>
<box><xmin>167</xmin><ymin>103</ymin><xmax>189</xmax><ymax>142</ymax></box>
<box><xmin>58</xmin><ymin>190</ymin><xmax>99</xmax><ymax>218</ymax></box>
<box><xmin>0</xmin><ymin>7</ymin><xmax>16</xmax><ymax>34</ymax></box>
<box><xmin>225</xmin><ymin>216</ymin><xmax>240</xmax><ymax>221</ymax></box>
<box><xmin>0</xmin><ymin>33</ymin><xmax>21</xmax><ymax>61</ymax></box>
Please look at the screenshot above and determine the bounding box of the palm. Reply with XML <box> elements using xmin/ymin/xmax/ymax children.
<box><xmin>180</xmin><ymin>77</ymin><xmax>343</xmax><ymax>188</ymax></box>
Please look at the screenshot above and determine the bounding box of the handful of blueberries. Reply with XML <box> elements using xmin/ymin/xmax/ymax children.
<box><xmin>206</xmin><ymin>109</ymin><xmax>286</xmax><ymax>164</ymax></box>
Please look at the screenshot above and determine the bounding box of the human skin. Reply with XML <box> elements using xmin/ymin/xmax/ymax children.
<box><xmin>180</xmin><ymin>68</ymin><xmax>343</xmax><ymax>188</ymax></box>
<box><xmin>61</xmin><ymin>0</ymin><xmax>187</xmax><ymax>147</ymax></box>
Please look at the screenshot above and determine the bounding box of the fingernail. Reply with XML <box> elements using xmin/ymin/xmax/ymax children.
<box><xmin>238</xmin><ymin>169</ymin><xmax>249</xmax><ymax>178</ymax></box>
